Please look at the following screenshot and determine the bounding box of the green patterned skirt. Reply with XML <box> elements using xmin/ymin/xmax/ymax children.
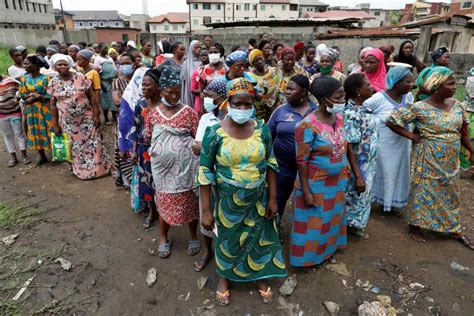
<box><xmin>214</xmin><ymin>181</ymin><xmax>287</xmax><ymax>282</ymax></box>
<box><xmin>460</xmin><ymin>112</ymin><xmax>474</xmax><ymax>170</ymax></box>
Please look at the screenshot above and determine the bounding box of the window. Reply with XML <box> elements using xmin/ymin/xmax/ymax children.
<box><xmin>39</xmin><ymin>3</ymin><xmax>42</xmax><ymax>12</ymax></box>
<box><xmin>203</xmin><ymin>3</ymin><xmax>211</xmax><ymax>10</ymax></box>
<box><xmin>282</xmin><ymin>5</ymin><xmax>286</xmax><ymax>11</ymax></box>
<box><xmin>89</xmin><ymin>22</ymin><xmax>93</xmax><ymax>27</ymax></box>
<box><xmin>253</xmin><ymin>4</ymin><xmax>257</xmax><ymax>10</ymax></box>
<box><xmin>215</xmin><ymin>19</ymin><xmax>221</xmax><ymax>22</ymax></box>
<box><xmin>244</xmin><ymin>3</ymin><xmax>250</xmax><ymax>10</ymax></box>
<box><xmin>462</xmin><ymin>1</ymin><xmax>472</xmax><ymax>8</ymax></box>
<box><xmin>4</xmin><ymin>0</ymin><xmax>8</xmax><ymax>9</ymax></box>
<box><xmin>26</xmin><ymin>2</ymin><xmax>28</xmax><ymax>11</ymax></box>
<box><xmin>115</xmin><ymin>22</ymin><xmax>119</xmax><ymax>26</ymax></box>
<box><xmin>216</xmin><ymin>4</ymin><xmax>221</xmax><ymax>10</ymax></box>
<box><xmin>173</xmin><ymin>25</ymin><xmax>178</xmax><ymax>30</ymax></box>
<box><xmin>290</xmin><ymin>4</ymin><xmax>297</xmax><ymax>11</ymax></box>
<box><xmin>18</xmin><ymin>0</ymin><xmax>22</xmax><ymax>10</ymax></box>
<box><xmin>374</xmin><ymin>11</ymin><xmax>380</xmax><ymax>16</ymax></box>
<box><xmin>236</xmin><ymin>4</ymin><xmax>241</xmax><ymax>10</ymax></box>
<box><xmin>32</xmin><ymin>3</ymin><xmax>36</xmax><ymax>12</ymax></box>
<box><xmin>79</xmin><ymin>22</ymin><xmax>83</xmax><ymax>26</ymax></box>
<box><xmin>99</xmin><ymin>22</ymin><xmax>104</xmax><ymax>26</ymax></box>
<box><xmin>260</xmin><ymin>4</ymin><xmax>265</xmax><ymax>10</ymax></box>
<box><xmin>110</xmin><ymin>21</ymin><xmax>114</xmax><ymax>26</ymax></box>
<box><xmin>193</xmin><ymin>18</ymin><xmax>199</xmax><ymax>25</ymax></box>
<box><xmin>44</xmin><ymin>4</ymin><xmax>47</xmax><ymax>13</ymax></box>
<box><xmin>181</xmin><ymin>25</ymin><xmax>184</xmax><ymax>28</ymax></box>
<box><xmin>192</xmin><ymin>3</ymin><xmax>198</xmax><ymax>10</ymax></box>
<box><xmin>203</xmin><ymin>16</ymin><xmax>211</xmax><ymax>24</ymax></box>
<box><xmin>12</xmin><ymin>0</ymin><xmax>15</xmax><ymax>10</ymax></box>
<box><xmin>164</xmin><ymin>24</ymin><xmax>169</xmax><ymax>30</ymax></box>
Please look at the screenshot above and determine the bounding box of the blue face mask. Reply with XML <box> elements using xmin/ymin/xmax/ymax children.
<box><xmin>203</xmin><ymin>97</ymin><xmax>218</xmax><ymax>112</ymax></box>
<box><xmin>120</xmin><ymin>64</ymin><xmax>133</xmax><ymax>76</ymax></box>
<box><xmin>227</xmin><ymin>107</ymin><xmax>254</xmax><ymax>124</ymax></box>
<box><xmin>161</xmin><ymin>96</ymin><xmax>179</xmax><ymax>108</ymax></box>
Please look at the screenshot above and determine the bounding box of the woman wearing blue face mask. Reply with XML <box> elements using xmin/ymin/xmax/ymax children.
<box><xmin>145</xmin><ymin>65</ymin><xmax>200</xmax><ymax>259</ymax></box>
<box><xmin>192</xmin><ymin>79</ymin><xmax>226</xmax><ymax>273</ymax></box>
<box><xmin>198</xmin><ymin>78</ymin><xmax>287</xmax><ymax>305</ymax></box>
<box><xmin>111</xmin><ymin>53</ymin><xmax>137</xmax><ymax>188</ymax></box>
<box><xmin>291</xmin><ymin>76</ymin><xmax>348</xmax><ymax>272</ymax></box>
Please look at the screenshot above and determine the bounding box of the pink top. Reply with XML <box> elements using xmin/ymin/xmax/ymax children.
<box><xmin>191</xmin><ymin>69</ymin><xmax>201</xmax><ymax>113</ymax></box>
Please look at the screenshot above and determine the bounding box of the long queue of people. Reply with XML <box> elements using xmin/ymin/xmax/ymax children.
<box><xmin>1</xmin><ymin>36</ymin><xmax>474</xmax><ymax>306</ymax></box>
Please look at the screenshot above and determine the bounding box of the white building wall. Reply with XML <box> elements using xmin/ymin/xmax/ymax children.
<box><xmin>149</xmin><ymin>22</ymin><xmax>188</xmax><ymax>34</ymax></box>
<box><xmin>74</xmin><ymin>20</ymin><xmax>124</xmax><ymax>29</ymax></box>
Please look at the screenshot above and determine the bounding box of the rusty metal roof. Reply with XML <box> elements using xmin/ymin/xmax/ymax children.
<box><xmin>316</xmin><ymin>27</ymin><xmax>454</xmax><ymax>39</ymax></box>
<box><xmin>305</xmin><ymin>10</ymin><xmax>375</xmax><ymax>20</ymax></box>
<box><xmin>399</xmin><ymin>14</ymin><xmax>471</xmax><ymax>28</ymax></box>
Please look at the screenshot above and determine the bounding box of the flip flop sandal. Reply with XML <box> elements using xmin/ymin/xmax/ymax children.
<box><xmin>302</xmin><ymin>265</ymin><xmax>318</xmax><ymax>273</ymax></box>
<box><xmin>216</xmin><ymin>290</ymin><xmax>230</xmax><ymax>306</ymax></box>
<box><xmin>259</xmin><ymin>287</ymin><xmax>273</xmax><ymax>304</ymax></box>
<box><xmin>188</xmin><ymin>239</ymin><xmax>201</xmax><ymax>256</ymax></box>
<box><xmin>143</xmin><ymin>216</ymin><xmax>154</xmax><ymax>229</ymax></box>
<box><xmin>158</xmin><ymin>240</ymin><xmax>172</xmax><ymax>258</ymax></box>
<box><xmin>7</xmin><ymin>159</ymin><xmax>17</xmax><ymax>168</ymax></box>
<box><xmin>23</xmin><ymin>157</ymin><xmax>32</xmax><ymax>165</ymax></box>
<box><xmin>408</xmin><ymin>226</ymin><xmax>426</xmax><ymax>243</ymax></box>
<box><xmin>194</xmin><ymin>254</ymin><xmax>213</xmax><ymax>272</ymax></box>
<box><xmin>457</xmin><ymin>235</ymin><xmax>474</xmax><ymax>250</ymax></box>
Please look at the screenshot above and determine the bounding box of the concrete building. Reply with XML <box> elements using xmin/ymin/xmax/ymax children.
<box><xmin>129</xmin><ymin>14</ymin><xmax>150</xmax><ymax>31</ymax></box>
<box><xmin>148</xmin><ymin>13</ymin><xmax>189</xmax><ymax>34</ymax></box>
<box><xmin>186</xmin><ymin>0</ymin><xmax>300</xmax><ymax>31</ymax></box>
<box><xmin>71</xmin><ymin>10</ymin><xmax>125</xmax><ymax>30</ymax></box>
<box><xmin>0</xmin><ymin>0</ymin><xmax>55</xmax><ymax>30</ymax></box>
<box><xmin>55</xmin><ymin>9</ymin><xmax>75</xmax><ymax>31</ymax></box>
<box><xmin>298</xmin><ymin>0</ymin><xmax>328</xmax><ymax>17</ymax></box>
<box><xmin>95</xmin><ymin>27</ymin><xmax>142</xmax><ymax>44</ymax></box>
<box><xmin>353</xmin><ymin>4</ymin><xmax>401</xmax><ymax>27</ymax></box>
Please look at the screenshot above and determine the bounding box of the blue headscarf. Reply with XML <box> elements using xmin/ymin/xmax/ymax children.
<box><xmin>386</xmin><ymin>66</ymin><xmax>412</xmax><ymax>90</ymax></box>
<box><xmin>225</xmin><ymin>51</ymin><xmax>248</xmax><ymax>67</ymax></box>
<box><xmin>205</xmin><ymin>79</ymin><xmax>227</xmax><ymax>96</ymax></box>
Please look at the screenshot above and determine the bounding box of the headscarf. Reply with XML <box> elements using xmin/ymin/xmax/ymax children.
<box><xmin>431</xmin><ymin>47</ymin><xmax>449</xmax><ymax>63</ymax></box>
<box><xmin>180</xmin><ymin>40</ymin><xmax>202</xmax><ymax>106</ymax></box>
<box><xmin>249</xmin><ymin>49</ymin><xmax>263</xmax><ymax>65</ymax></box>
<box><xmin>226</xmin><ymin>78</ymin><xmax>255</xmax><ymax>97</ymax></box>
<box><xmin>359</xmin><ymin>47</ymin><xmax>373</xmax><ymax>60</ymax></box>
<box><xmin>320</xmin><ymin>47</ymin><xmax>338</xmax><ymax>64</ymax></box>
<box><xmin>158</xmin><ymin>40</ymin><xmax>173</xmax><ymax>54</ymax></box>
<box><xmin>46</xmin><ymin>45</ymin><xmax>59</xmax><ymax>54</ymax></box>
<box><xmin>68</xmin><ymin>45</ymin><xmax>80</xmax><ymax>52</ymax></box>
<box><xmin>393</xmin><ymin>39</ymin><xmax>417</xmax><ymax>67</ymax></box>
<box><xmin>386</xmin><ymin>66</ymin><xmax>412</xmax><ymax>90</ymax></box>
<box><xmin>160</xmin><ymin>65</ymin><xmax>181</xmax><ymax>89</ymax></box>
<box><xmin>108</xmin><ymin>48</ymin><xmax>117</xmax><ymax>56</ymax></box>
<box><xmin>294</xmin><ymin>41</ymin><xmax>305</xmax><ymax>52</ymax></box>
<box><xmin>15</xmin><ymin>45</ymin><xmax>27</xmax><ymax>53</ymax></box>
<box><xmin>205</xmin><ymin>79</ymin><xmax>227</xmax><ymax>96</ymax></box>
<box><xmin>144</xmin><ymin>68</ymin><xmax>161</xmax><ymax>86</ymax></box>
<box><xmin>281</xmin><ymin>47</ymin><xmax>296</xmax><ymax>60</ymax></box>
<box><xmin>50</xmin><ymin>53</ymin><xmax>74</xmax><ymax>68</ymax></box>
<box><xmin>423</xmin><ymin>66</ymin><xmax>454</xmax><ymax>92</ymax></box>
<box><xmin>78</xmin><ymin>49</ymin><xmax>94</xmax><ymax>60</ymax></box>
<box><xmin>364</xmin><ymin>48</ymin><xmax>387</xmax><ymax>92</ymax></box>
<box><xmin>309</xmin><ymin>76</ymin><xmax>342</xmax><ymax>101</ymax></box>
<box><xmin>225</xmin><ymin>50</ymin><xmax>248</xmax><ymax>67</ymax></box>
<box><xmin>316</xmin><ymin>43</ymin><xmax>327</xmax><ymax>59</ymax></box>
<box><xmin>289</xmin><ymin>74</ymin><xmax>310</xmax><ymax>90</ymax></box>
<box><xmin>127</xmin><ymin>40</ymin><xmax>137</xmax><ymax>48</ymax></box>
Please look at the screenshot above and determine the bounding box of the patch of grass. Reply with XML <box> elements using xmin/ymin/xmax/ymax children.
<box><xmin>0</xmin><ymin>300</ymin><xmax>25</xmax><ymax>316</ymax></box>
<box><xmin>0</xmin><ymin>47</ymin><xmax>11</xmax><ymax>77</ymax></box>
<box><xmin>0</xmin><ymin>201</ymin><xmax>43</xmax><ymax>230</ymax></box>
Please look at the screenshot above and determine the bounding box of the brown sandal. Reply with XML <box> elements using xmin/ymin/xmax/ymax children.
<box><xmin>216</xmin><ymin>290</ymin><xmax>230</xmax><ymax>305</ymax></box>
<box><xmin>259</xmin><ymin>287</ymin><xmax>273</xmax><ymax>304</ymax></box>
<box><xmin>409</xmin><ymin>226</ymin><xmax>426</xmax><ymax>243</ymax></box>
<box><xmin>456</xmin><ymin>235</ymin><xmax>474</xmax><ymax>250</ymax></box>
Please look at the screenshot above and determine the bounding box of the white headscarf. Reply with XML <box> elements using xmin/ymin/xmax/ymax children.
<box><xmin>50</xmin><ymin>54</ymin><xmax>74</xmax><ymax>69</ymax></box>
<box><xmin>316</xmin><ymin>44</ymin><xmax>327</xmax><ymax>61</ymax></box>
<box><xmin>127</xmin><ymin>40</ymin><xmax>137</xmax><ymax>48</ymax></box>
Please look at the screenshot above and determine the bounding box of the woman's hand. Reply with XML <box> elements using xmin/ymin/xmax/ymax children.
<box><xmin>410</xmin><ymin>133</ymin><xmax>422</xmax><ymax>143</ymax></box>
<box><xmin>355</xmin><ymin>176</ymin><xmax>366</xmax><ymax>194</ymax></box>
<box><xmin>93</xmin><ymin>115</ymin><xmax>101</xmax><ymax>129</ymax></box>
<box><xmin>192</xmin><ymin>142</ymin><xmax>201</xmax><ymax>156</ymax></box>
<box><xmin>303</xmin><ymin>190</ymin><xmax>315</xmax><ymax>207</ymax></box>
<box><xmin>201</xmin><ymin>209</ymin><xmax>214</xmax><ymax>231</ymax></box>
<box><xmin>130</xmin><ymin>152</ymin><xmax>138</xmax><ymax>165</ymax></box>
<box><xmin>266</xmin><ymin>198</ymin><xmax>278</xmax><ymax>219</ymax></box>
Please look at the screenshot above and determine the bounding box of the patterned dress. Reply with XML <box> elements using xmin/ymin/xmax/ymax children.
<box><xmin>267</xmin><ymin>64</ymin><xmax>309</xmax><ymax>110</ymax></box>
<box><xmin>291</xmin><ymin>113</ymin><xmax>348</xmax><ymax>267</ymax></box>
<box><xmin>343</xmin><ymin>100</ymin><xmax>380</xmax><ymax>229</ymax></box>
<box><xmin>47</xmin><ymin>73</ymin><xmax>111</xmax><ymax>180</ymax></box>
<box><xmin>460</xmin><ymin>67</ymin><xmax>474</xmax><ymax>170</ymax></box>
<box><xmin>298</xmin><ymin>59</ymin><xmax>318</xmax><ymax>76</ymax></box>
<box><xmin>145</xmin><ymin>105</ymin><xmax>199</xmax><ymax>225</ymax></box>
<box><xmin>19</xmin><ymin>74</ymin><xmax>53</xmax><ymax>150</ymax></box>
<box><xmin>197</xmin><ymin>120</ymin><xmax>287</xmax><ymax>282</ymax></box>
<box><xmin>389</xmin><ymin>101</ymin><xmax>468</xmax><ymax>233</ymax></box>
<box><xmin>128</xmin><ymin>99</ymin><xmax>155</xmax><ymax>211</ymax></box>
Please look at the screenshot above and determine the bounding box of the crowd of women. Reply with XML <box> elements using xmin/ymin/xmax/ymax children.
<box><xmin>1</xmin><ymin>35</ymin><xmax>474</xmax><ymax>306</ymax></box>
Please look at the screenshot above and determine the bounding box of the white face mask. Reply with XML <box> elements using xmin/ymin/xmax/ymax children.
<box><xmin>209</xmin><ymin>53</ymin><xmax>222</xmax><ymax>64</ymax></box>
<box><xmin>227</xmin><ymin>107</ymin><xmax>254</xmax><ymax>124</ymax></box>
<box><xmin>161</xmin><ymin>96</ymin><xmax>178</xmax><ymax>108</ymax></box>
<box><xmin>203</xmin><ymin>97</ymin><xmax>218</xmax><ymax>112</ymax></box>
<box><xmin>326</xmin><ymin>99</ymin><xmax>345</xmax><ymax>114</ymax></box>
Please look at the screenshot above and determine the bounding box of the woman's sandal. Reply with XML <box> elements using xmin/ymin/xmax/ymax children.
<box><xmin>158</xmin><ymin>240</ymin><xmax>172</xmax><ymax>258</ymax></box>
<box><xmin>259</xmin><ymin>287</ymin><xmax>273</xmax><ymax>304</ymax></box>
<box><xmin>456</xmin><ymin>235</ymin><xmax>474</xmax><ymax>250</ymax></box>
<box><xmin>188</xmin><ymin>239</ymin><xmax>201</xmax><ymax>256</ymax></box>
<box><xmin>143</xmin><ymin>216</ymin><xmax>154</xmax><ymax>229</ymax></box>
<box><xmin>409</xmin><ymin>226</ymin><xmax>426</xmax><ymax>243</ymax></box>
<box><xmin>194</xmin><ymin>254</ymin><xmax>212</xmax><ymax>272</ymax></box>
<box><xmin>216</xmin><ymin>290</ymin><xmax>230</xmax><ymax>306</ymax></box>
<box><xmin>23</xmin><ymin>157</ymin><xmax>32</xmax><ymax>165</ymax></box>
<box><xmin>329</xmin><ymin>256</ymin><xmax>338</xmax><ymax>264</ymax></box>
<box><xmin>7</xmin><ymin>159</ymin><xmax>17</xmax><ymax>168</ymax></box>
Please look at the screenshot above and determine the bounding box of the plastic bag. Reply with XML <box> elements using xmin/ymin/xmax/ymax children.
<box><xmin>51</xmin><ymin>133</ymin><xmax>72</xmax><ymax>162</ymax></box>
<box><xmin>130</xmin><ymin>164</ymin><xmax>142</xmax><ymax>213</ymax></box>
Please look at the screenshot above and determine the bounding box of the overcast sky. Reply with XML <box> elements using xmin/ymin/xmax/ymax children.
<box><xmin>53</xmin><ymin>0</ymin><xmax>445</xmax><ymax>16</ymax></box>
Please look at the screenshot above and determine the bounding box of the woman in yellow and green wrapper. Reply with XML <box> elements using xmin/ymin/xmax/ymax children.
<box><xmin>460</xmin><ymin>67</ymin><xmax>474</xmax><ymax>170</ymax></box>
<box><xmin>198</xmin><ymin>78</ymin><xmax>287</xmax><ymax>306</ymax></box>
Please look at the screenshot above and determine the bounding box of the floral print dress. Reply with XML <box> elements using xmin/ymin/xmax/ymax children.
<box><xmin>343</xmin><ymin>100</ymin><xmax>381</xmax><ymax>229</ymax></box>
<box><xmin>48</xmin><ymin>73</ymin><xmax>111</xmax><ymax>180</ymax></box>
<box><xmin>389</xmin><ymin>100</ymin><xmax>468</xmax><ymax>233</ymax></box>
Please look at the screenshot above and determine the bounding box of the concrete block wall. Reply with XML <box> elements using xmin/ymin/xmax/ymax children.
<box><xmin>0</xmin><ymin>28</ymin><xmax>64</xmax><ymax>48</ymax></box>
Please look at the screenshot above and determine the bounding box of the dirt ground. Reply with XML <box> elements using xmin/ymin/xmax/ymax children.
<box><xmin>1</xmin><ymin>125</ymin><xmax>474</xmax><ymax>315</ymax></box>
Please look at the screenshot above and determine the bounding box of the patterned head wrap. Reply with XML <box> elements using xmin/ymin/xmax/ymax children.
<box><xmin>431</xmin><ymin>47</ymin><xmax>449</xmax><ymax>63</ymax></box>
<box><xmin>309</xmin><ymin>76</ymin><xmax>342</xmax><ymax>101</ymax></box>
<box><xmin>386</xmin><ymin>66</ymin><xmax>412</xmax><ymax>90</ymax></box>
<box><xmin>159</xmin><ymin>66</ymin><xmax>181</xmax><ymax>89</ymax></box>
<box><xmin>226</xmin><ymin>78</ymin><xmax>255</xmax><ymax>97</ymax></box>
<box><xmin>225</xmin><ymin>51</ymin><xmax>248</xmax><ymax>67</ymax></box>
<box><xmin>248</xmin><ymin>49</ymin><xmax>263</xmax><ymax>65</ymax></box>
<box><xmin>423</xmin><ymin>66</ymin><xmax>454</xmax><ymax>92</ymax></box>
<box><xmin>205</xmin><ymin>79</ymin><xmax>227</xmax><ymax>97</ymax></box>
<box><xmin>281</xmin><ymin>47</ymin><xmax>296</xmax><ymax>60</ymax></box>
<box><xmin>78</xmin><ymin>49</ymin><xmax>94</xmax><ymax>60</ymax></box>
<box><xmin>108</xmin><ymin>48</ymin><xmax>117</xmax><ymax>56</ymax></box>
<box><xmin>320</xmin><ymin>47</ymin><xmax>338</xmax><ymax>63</ymax></box>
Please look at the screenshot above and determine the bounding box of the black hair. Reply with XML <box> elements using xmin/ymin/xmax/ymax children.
<box><xmin>305</xmin><ymin>44</ymin><xmax>316</xmax><ymax>52</ymax></box>
<box><xmin>230</xmin><ymin>44</ymin><xmax>241</xmax><ymax>53</ymax></box>
<box><xmin>144</xmin><ymin>68</ymin><xmax>162</xmax><ymax>86</ymax></box>
<box><xmin>78</xmin><ymin>41</ymin><xmax>87</xmax><ymax>48</ymax></box>
<box><xmin>309</xmin><ymin>76</ymin><xmax>342</xmax><ymax>102</ymax></box>
<box><xmin>258</xmin><ymin>40</ymin><xmax>270</xmax><ymax>51</ymax></box>
<box><xmin>98</xmin><ymin>42</ymin><xmax>107</xmax><ymax>49</ymax></box>
<box><xmin>36</xmin><ymin>45</ymin><xmax>47</xmax><ymax>55</ymax></box>
<box><xmin>25</xmin><ymin>55</ymin><xmax>48</xmax><ymax>69</ymax></box>
<box><xmin>289</xmin><ymin>74</ymin><xmax>310</xmax><ymax>91</ymax></box>
<box><xmin>211</xmin><ymin>42</ymin><xmax>225</xmax><ymax>57</ymax></box>
<box><xmin>172</xmin><ymin>42</ymin><xmax>183</xmax><ymax>53</ymax></box>
<box><xmin>332</xmin><ymin>46</ymin><xmax>340</xmax><ymax>51</ymax></box>
<box><xmin>119</xmin><ymin>52</ymin><xmax>135</xmax><ymax>62</ymax></box>
<box><xmin>343</xmin><ymin>73</ymin><xmax>366</xmax><ymax>101</ymax></box>
<box><xmin>272</xmin><ymin>43</ymin><xmax>283</xmax><ymax>55</ymax></box>
<box><xmin>248</xmin><ymin>38</ymin><xmax>257</xmax><ymax>47</ymax></box>
<box><xmin>49</xmin><ymin>40</ymin><xmax>60</xmax><ymax>46</ymax></box>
